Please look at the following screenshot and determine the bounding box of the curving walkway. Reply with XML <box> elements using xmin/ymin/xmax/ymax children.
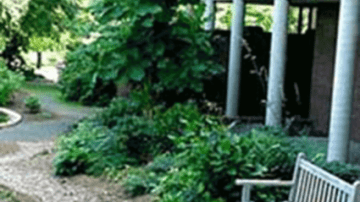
<box><xmin>0</xmin><ymin>93</ymin><xmax>98</xmax><ymax>142</ymax></box>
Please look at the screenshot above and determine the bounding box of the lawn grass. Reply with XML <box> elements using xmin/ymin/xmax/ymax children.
<box><xmin>22</xmin><ymin>82</ymin><xmax>84</xmax><ymax>109</ymax></box>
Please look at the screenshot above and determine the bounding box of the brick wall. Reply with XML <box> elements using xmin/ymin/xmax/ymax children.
<box><xmin>309</xmin><ymin>3</ymin><xmax>339</xmax><ymax>135</ymax></box>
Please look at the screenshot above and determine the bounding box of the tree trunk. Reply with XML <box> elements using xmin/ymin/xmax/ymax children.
<box><xmin>36</xmin><ymin>52</ymin><xmax>42</xmax><ymax>69</ymax></box>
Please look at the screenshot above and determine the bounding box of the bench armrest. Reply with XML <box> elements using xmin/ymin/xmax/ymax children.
<box><xmin>235</xmin><ymin>179</ymin><xmax>294</xmax><ymax>186</ymax></box>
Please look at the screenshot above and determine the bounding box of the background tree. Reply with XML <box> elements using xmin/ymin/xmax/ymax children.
<box><xmin>59</xmin><ymin>0</ymin><xmax>223</xmax><ymax>106</ymax></box>
<box><xmin>220</xmin><ymin>4</ymin><xmax>303</xmax><ymax>33</ymax></box>
<box><xmin>0</xmin><ymin>0</ymin><xmax>78</xmax><ymax>74</ymax></box>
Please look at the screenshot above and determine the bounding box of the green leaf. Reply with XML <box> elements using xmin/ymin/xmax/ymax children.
<box><xmin>228</xmin><ymin>167</ymin><xmax>237</xmax><ymax>176</ymax></box>
<box><xmin>219</xmin><ymin>139</ymin><xmax>231</xmax><ymax>155</ymax></box>
<box><xmin>197</xmin><ymin>183</ymin><xmax>205</xmax><ymax>193</ymax></box>
<box><xmin>193</xmin><ymin>64</ymin><xmax>207</xmax><ymax>72</ymax></box>
<box><xmin>142</xmin><ymin>18</ymin><xmax>153</xmax><ymax>27</ymax></box>
<box><xmin>137</xmin><ymin>4</ymin><xmax>162</xmax><ymax>16</ymax></box>
<box><xmin>155</xmin><ymin>42</ymin><xmax>165</xmax><ymax>56</ymax></box>
<box><xmin>129</xmin><ymin>68</ymin><xmax>145</xmax><ymax>81</ymax></box>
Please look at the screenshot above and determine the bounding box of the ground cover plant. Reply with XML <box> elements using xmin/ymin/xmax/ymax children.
<box><xmin>24</xmin><ymin>96</ymin><xmax>41</xmax><ymax>113</ymax></box>
<box><xmin>52</xmin><ymin>89</ymin><xmax>360</xmax><ymax>201</ymax></box>
<box><xmin>0</xmin><ymin>112</ymin><xmax>9</xmax><ymax>123</ymax></box>
<box><xmin>0</xmin><ymin>60</ymin><xmax>25</xmax><ymax>106</ymax></box>
<box><xmin>53</xmin><ymin>89</ymin><xmax>224</xmax><ymax>175</ymax></box>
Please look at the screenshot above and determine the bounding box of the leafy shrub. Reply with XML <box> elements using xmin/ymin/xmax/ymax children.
<box><xmin>54</xmin><ymin>94</ymin><xmax>217</xmax><ymax>176</ymax></box>
<box><xmin>59</xmin><ymin>0</ymin><xmax>223</xmax><ymax>105</ymax></box>
<box><xmin>122</xmin><ymin>166</ymin><xmax>158</xmax><ymax>196</ymax></box>
<box><xmin>0</xmin><ymin>59</ymin><xmax>24</xmax><ymax>106</ymax></box>
<box><xmin>309</xmin><ymin>153</ymin><xmax>360</xmax><ymax>184</ymax></box>
<box><xmin>152</xmin><ymin>168</ymin><xmax>224</xmax><ymax>202</ymax></box>
<box><xmin>58</xmin><ymin>43</ymin><xmax>118</xmax><ymax>106</ymax></box>
<box><xmin>122</xmin><ymin>153</ymin><xmax>185</xmax><ymax>197</ymax></box>
<box><xmin>24</xmin><ymin>96</ymin><xmax>41</xmax><ymax>113</ymax></box>
<box><xmin>97</xmin><ymin>89</ymin><xmax>155</xmax><ymax>128</ymax></box>
<box><xmin>53</xmin><ymin>121</ymin><xmax>130</xmax><ymax>176</ymax></box>
<box><xmin>95</xmin><ymin>92</ymin><xmax>214</xmax><ymax>162</ymax></box>
<box><xmin>0</xmin><ymin>112</ymin><xmax>9</xmax><ymax>123</ymax></box>
<box><xmin>153</xmin><ymin>128</ymin><xmax>300</xmax><ymax>202</ymax></box>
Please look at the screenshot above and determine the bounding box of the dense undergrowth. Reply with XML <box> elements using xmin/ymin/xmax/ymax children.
<box><xmin>0</xmin><ymin>59</ymin><xmax>25</xmax><ymax>106</ymax></box>
<box><xmin>52</xmin><ymin>90</ymin><xmax>360</xmax><ymax>202</ymax></box>
<box><xmin>58</xmin><ymin>0</ymin><xmax>223</xmax><ymax>106</ymax></box>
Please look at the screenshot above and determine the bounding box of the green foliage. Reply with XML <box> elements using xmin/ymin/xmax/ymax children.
<box><xmin>0</xmin><ymin>189</ymin><xmax>19</xmax><ymax>202</ymax></box>
<box><xmin>0</xmin><ymin>112</ymin><xmax>9</xmax><ymax>123</ymax></box>
<box><xmin>24</xmin><ymin>96</ymin><xmax>41</xmax><ymax>113</ymax></box>
<box><xmin>0</xmin><ymin>0</ymin><xmax>78</xmax><ymax>73</ymax></box>
<box><xmin>309</xmin><ymin>153</ymin><xmax>360</xmax><ymax>184</ymax></box>
<box><xmin>19</xmin><ymin>0</ymin><xmax>77</xmax><ymax>38</ymax></box>
<box><xmin>53</xmin><ymin>121</ymin><xmax>130</xmax><ymax>176</ymax></box>
<box><xmin>53</xmin><ymin>93</ymin><xmax>212</xmax><ymax>176</ymax></box>
<box><xmin>122</xmin><ymin>166</ymin><xmax>158</xmax><ymax>196</ymax></box>
<box><xmin>220</xmin><ymin>4</ymin><xmax>300</xmax><ymax>33</ymax></box>
<box><xmin>152</xmin><ymin>128</ymin><xmax>299</xmax><ymax>202</ymax></box>
<box><xmin>59</xmin><ymin>0</ymin><xmax>223</xmax><ymax>105</ymax></box>
<box><xmin>52</xmin><ymin>92</ymin><xmax>360</xmax><ymax>201</ymax></box>
<box><xmin>0</xmin><ymin>60</ymin><xmax>24</xmax><ymax>106</ymax></box>
<box><xmin>120</xmin><ymin>127</ymin><xmax>297</xmax><ymax>201</ymax></box>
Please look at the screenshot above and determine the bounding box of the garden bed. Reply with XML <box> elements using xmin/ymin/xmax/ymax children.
<box><xmin>0</xmin><ymin>112</ymin><xmax>9</xmax><ymax>123</ymax></box>
<box><xmin>0</xmin><ymin>108</ymin><xmax>22</xmax><ymax>129</ymax></box>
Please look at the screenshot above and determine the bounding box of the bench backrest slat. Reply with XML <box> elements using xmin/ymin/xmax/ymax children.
<box><xmin>300</xmin><ymin>160</ymin><xmax>354</xmax><ymax>195</ymax></box>
<box><xmin>294</xmin><ymin>168</ymin><xmax>305</xmax><ymax>202</ymax></box>
<box><xmin>311</xmin><ymin>176</ymin><xmax>320</xmax><ymax>202</ymax></box>
<box><xmin>289</xmin><ymin>154</ymin><xmax>357</xmax><ymax>202</ymax></box>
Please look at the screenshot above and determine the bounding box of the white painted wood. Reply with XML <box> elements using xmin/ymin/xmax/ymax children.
<box><xmin>300</xmin><ymin>160</ymin><xmax>355</xmax><ymax>194</ymax></box>
<box><xmin>235</xmin><ymin>179</ymin><xmax>293</xmax><ymax>186</ymax></box>
<box><xmin>308</xmin><ymin>174</ymin><xmax>316</xmax><ymax>200</ymax></box>
<box><xmin>326</xmin><ymin>185</ymin><xmax>333</xmax><ymax>202</ymax></box>
<box><xmin>242</xmin><ymin>185</ymin><xmax>251</xmax><ymax>202</ymax></box>
<box><xmin>234</xmin><ymin>153</ymin><xmax>360</xmax><ymax>202</ymax></box>
<box><xmin>317</xmin><ymin>179</ymin><xmax>325</xmax><ymax>202</ymax></box>
<box><xmin>336</xmin><ymin>189</ymin><xmax>342</xmax><ymax>202</ymax></box>
<box><xmin>299</xmin><ymin>170</ymin><xmax>309</xmax><ymax>202</ymax></box>
<box><xmin>322</xmin><ymin>182</ymin><xmax>328</xmax><ymax>202</ymax></box>
<box><xmin>289</xmin><ymin>153</ymin><xmax>305</xmax><ymax>201</ymax></box>
<box><xmin>340</xmin><ymin>191</ymin><xmax>346</xmax><ymax>202</ymax></box>
<box><xmin>312</xmin><ymin>176</ymin><xmax>320</xmax><ymax>202</ymax></box>
<box><xmin>294</xmin><ymin>168</ymin><xmax>305</xmax><ymax>202</ymax></box>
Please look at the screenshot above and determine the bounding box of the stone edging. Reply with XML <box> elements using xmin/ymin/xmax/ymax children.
<box><xmin>0</xmin><ymin>108</ymin><xmax>22</xmax><ymax>128</ymax></box>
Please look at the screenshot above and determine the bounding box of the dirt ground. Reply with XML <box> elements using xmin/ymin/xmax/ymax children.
<box><xmin>0</xmin><ymin>141</ymin><xmax>152</xmax><ymax>202</ymax></box>
<box><xmin>0</xmin><ymin>142</ymin><xmax>20</xmax><ymax>157</ymax></box>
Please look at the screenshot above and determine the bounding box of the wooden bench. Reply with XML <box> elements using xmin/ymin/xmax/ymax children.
<box><xmin>235</xmin><ymin>153</ymin><xmax>360</xmax><ymax>202</ymax></box>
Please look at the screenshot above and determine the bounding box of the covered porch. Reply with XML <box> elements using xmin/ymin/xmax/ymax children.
<box><xmin>205</xmin><ymin>0</ymin><xmax>360</xmax><ymax>164</ymax></box>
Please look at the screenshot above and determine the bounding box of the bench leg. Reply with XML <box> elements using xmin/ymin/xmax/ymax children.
<box><xmin>242</xmin><ymin>185</ymin><xmax>252</xmax><ymax>202</ymax></box>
